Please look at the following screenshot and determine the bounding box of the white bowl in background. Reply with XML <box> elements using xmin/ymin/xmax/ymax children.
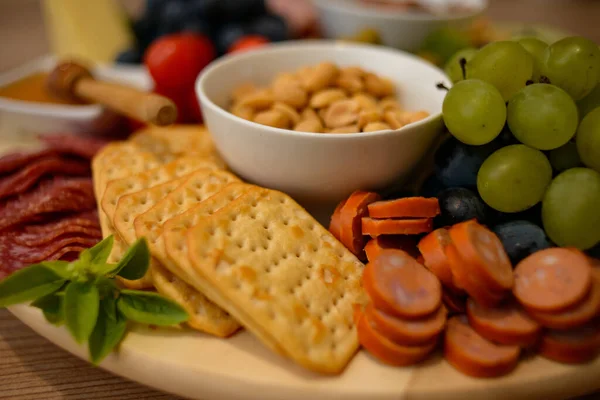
<box><xmin>197</xmin><ymin>40</ymin><xmax>449</xmax><ymax>210</ymax></box>
<box><xmin>0</xmin><ymin>56</ymin><xmax>150</xmax><ymax>141</ymax></box>
<box><xmin>312</xmin><ymin>0</ymin><xmax>487</xmax><ymax>52</ymax></box>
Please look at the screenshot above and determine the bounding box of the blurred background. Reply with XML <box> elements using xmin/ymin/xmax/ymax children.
<box><xmin>1</xmin><ymin>0</ymin><xmax>599</xmax><ymax>73</ymax></box>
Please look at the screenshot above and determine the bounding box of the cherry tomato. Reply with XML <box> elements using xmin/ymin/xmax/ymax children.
<box><xmin>228</xmin><ymin>35</ymin><xmax>270</xmax><ymax>54</ymax></box>
<box><xmin>184</xmin><ymin>87</ymin><xmax>203</xmax><ymax>123</ymax></box>
<box><xmin>144</xmin><ymin>33</ymin><xmax>216</xmax><ymax>91</ymax></box>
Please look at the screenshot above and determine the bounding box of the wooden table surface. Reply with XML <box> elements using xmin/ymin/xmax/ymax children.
<box><xmin>1</xmin><ymin>1</ymin><xmax>599</xmax><ymax>399</ymax></box>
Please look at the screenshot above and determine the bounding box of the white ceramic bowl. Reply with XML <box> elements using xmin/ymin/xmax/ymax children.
<box><xmin>313</xmin><ymin>0</ymin><xmax>487</xmax><ymax>52</ymax></box>
<box><xmin>0</xmin><ymin>56</ymin><xmax>150</xmax><ymax>140</ymax></box>
<box><xmin>197</xmin><ymin>40</ymin><xmax>449</xmax><ymax>208</ymax></box>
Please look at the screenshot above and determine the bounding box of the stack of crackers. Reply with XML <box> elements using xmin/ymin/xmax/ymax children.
<box><xmin>92</xmin><ymin>125</ymin><xmax>367</xmax><ymax>373</ymax></box>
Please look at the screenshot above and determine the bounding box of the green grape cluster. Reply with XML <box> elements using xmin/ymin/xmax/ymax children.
<box><xmin>440</xmin><ymin>35</ymin><xmax>600</xmax><ymax>250</ymax></box>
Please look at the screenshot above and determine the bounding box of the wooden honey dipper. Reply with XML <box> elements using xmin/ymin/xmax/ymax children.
<box><xmin>47</xmin><ymin>60</ymin><xmax>177</xmax><ymax>126</ymax></box>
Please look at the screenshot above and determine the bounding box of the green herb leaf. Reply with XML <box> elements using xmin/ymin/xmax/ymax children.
<box><xmin>87</xmin><ymin>235</ymin><xmax>114</xmax><ymax>265</ymax></box>
<box><xmin>41</xmin><ymin>261</ymin><xmax>75</xmax><ymax>280</ymax></box>
<box><xmin>117</xmin><ymin>290</ymin><xmax>188</xmax><ymax>326</ymax></box>
<box><xmin>64</xmin><ymin>281</ymin><xmax>100</xmax><ymax>343</ymax></box>
<box><xmin>31</xmin><ymin>292</ymin><xmax>64</xmax><ymax>326</ymax></box>
<box><xmin>88</xmin><ymin>296</ymin><xmax>127</xmax><ymax>365</ymax></box>
<box><xmin>0</xmin><ymin>264</ymin><xmax>66</xmax><ymax>307</ymax></box>
<box><xmin>112</xmin><ymin>238</ymin><xmax>150</xmax><ymax>280</ymax></box>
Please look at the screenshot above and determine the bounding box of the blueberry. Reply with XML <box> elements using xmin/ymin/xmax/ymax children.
<box><xmin>214</xmin><ymin>23</ymin><xmax>248</xmax><ymax>54</ymax></box>
<box><xmin>159</xmin><ymin>0</ymin><xmax>187</xmax><ymax>34</ymax></box>
<box><xmin>249</xmin><ymin>13</ymin><xmax>288</xmax><ymax>42</ymax></box>
<box><xmin>419</xmin><ymin>174</ymin><xmax>446</xmax><ymax>198</ymax></box>
<box><xmin>220</xmin><ymin>0</ymin><xmax>266</xmax><ymax>22</ymax></box>
<box><xmin>436</xmin><ymin>187</ymin><xmax>490</xmax><ymax>227</ymax></box>
<box><xmin>434</xmin><ymin>136</ymin><xmax>501</xmax><ymax>188</ymax></box>
<box><xmin>493</xmin><ymin>220</ymin><xmax>552</xmax><ymax>265</ymax></box>
<box><xmin>188</xmin><ymin>0</ymin><xmax>222</xmax><ymax>22</ymax></box>
<box><xmin>145</xmin><ymin>0</ymin><xmax>168</xmax><ymax>23</ymax></box>
<box><xmin>115</xmin><ymin>48</ymin><xmax>143</xmax><ymax>64</ymax></box>
<box><xmin>179</xmin><ymin>17</ymin><xmax>212</xmax><ymax>36</ymax></box>
<box><xmin>132</xmin><ymin>17</ymin><xmax>157</xmax><ymax>51</ymax></box>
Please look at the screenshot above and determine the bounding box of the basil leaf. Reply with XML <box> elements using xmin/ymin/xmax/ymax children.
<box><xmin>0</xmin><ymin>264</ymin><xmax>66</xmax><ymax>307</ymax></box>
<box><xmin>113</xmin><ymin>238</ymin><xmax>150</xmax><ymax>280</ymax></box>
<box><xmin>88</xmin><ymin>296</ymin><xmax>127</xmax><ymax>365</ymax></box>
<box><xmin>117</xmin><ymin>290</ymin><xmax>188</xmax><ymax>326</ymax></box>
<box><xmin>92</xmin><ymin>262</ymin><xmax>120</xmax><ymax>277</ymax></box>
<box><xmin>64</xmin><ymin>281</ymin><xmax>100</xmax><ymax>343</ymax></box>
<box><xmin>87</xmin><ymin>235</ymin><xmax>114</xmax><ymax>265</ymax></box>
<box><xmin>31</xmin><ymin>292</ymin><xmax>64</xmax><ymax>326</ymax></box>
<box><xmin>41</xmin><ymin>260</ymin><xmax>77</xmax><ymax>280</ymax></box>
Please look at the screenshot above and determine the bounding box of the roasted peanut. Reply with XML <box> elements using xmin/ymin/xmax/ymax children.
<box><xmin>408</xmin><ymin>110</ymin><xmax>430</xmax><ymax>123</ymax></box>
<box><xmin>301</xmin><ymin>108</ymin><xmax>320</xmax><ymax>121</ymax></box>
<box><xmin>336</xmin><ymin>74</ymin><xmax>364</xmax><ymax>94</ymax></box>
<box><xmin>365</xmin><ymin>73</ymin><xmax>395</xmax><ymax>97</ymax></box>
<box><xmin>324</xmin><ymin>99</ymin><xmax>360</xmax><ymax>128</ymax></box>
<box><xmin>272</xmin><ymin>83</ymin><xmax>308</xmax><ymax>109</ymax></box>
<box><xmin>363</xmin><ymin>122</ymin><xmax>392</xmax><ymax>132</ymax></box>
<box><xmin>329</xmin><ymin>124</ymin><xmax>360</xmax><ymax>134</ymax></box>
<box><xmin>302</xmin><ymin>62</ymin><xmax>339</xmax><ymax>92</ymax></box>
<box><xmin>310</xmin><ymin>88</ymin><xmax>347</xmax><ymax>108</ymax></box>
<box><xmin>294</xmin><ymin>119</ymin><xmax>324</xmax><ymax>133</ymax></box>
<box><xmin>379</xmin><ymin>96</ymin><xmax>402</xmax><ymax>111</ymax></box>
<box><xmin>273</xmin><ymin>102</ymin><xmax>301</xmax><ymax>125</ymax></box>
<box><xmin>352</xmin><ymin>92</ymin><xmax>378</xmax><ymax>110</ymax></box>
<box><xmin>318</xmin><ymin>107</ymin><xmax>328</xmax><ymax>122</ymax></box>
<box><xmin>273</xmin><ymin>72</ymin><xmax>300</xmax><ymax>87</ymax></box>
<box><xmin>253</xmin><ymin>109</ymin><xmax>290</xmax><ymax>129</ymax></box>
<box><xmin>357</xmin><ymin>109</ymin><xmax>383</xmax><ymax>129</ymax></box>
<box><xmin>232</xmin><ymin>82</ymin><xmax>258</xmax><ymax>103</ymax></box>
<box><xmin>231</xmin><ymin>104</ymin><xmax>255</xmax><ymax>121</ymax></box>
<box><xmin>383</xmin><ymin>110</ymin><xmax>404</xmax><ymax>130</ymax></box>
<box><xmin>340</xmin><ymin>66</ymin><xmax>366</xmax><ymax>77</ymax></box>
<box><xmin>238</xmin><ymin>89</ymin><xmax>274</xmax><ymax>110</ymax></box>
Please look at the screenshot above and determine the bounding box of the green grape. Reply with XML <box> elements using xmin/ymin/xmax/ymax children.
<box><xmin>541</xmin><ymin>36</ymin><xmax>600</xmax><ymax>100</ymax></box>
<box><xmin>442</xmin><ymin>79</ymin><xmax>507</xmax><ymax>145</ymax></box>
<box><xmin>466</xmin><ymin>41</ymin><xmax>534</xmax><ymax>101</ymax></box>
<box><xmin>419</xmin><ymin>28</ymin><xmax>472</xmax><ymax>66</ymax></box>
<box><xmin>518</xmin><ymin>37</ymin><xmax>548</xmax><ymax>82</ymax></box>
<box><xmin>576</xmin><ymin>107</ymin><xmax>600</xmax><ymax>172</ymax></box>
<box><xmin>542</xmin><ymin>167</ymin><xmax>600</xmax><ymax>249</ymax></box>
<box><xmin>507</xmin><ymin>83</ymin><xmax>578</xmax><ymax>150</ymax></box>
<box><xmin>444</xmin><ymin>48</ymin><xmax>477</xmax><ymax>83</ymax></box>
<box><xmin>548</xmin><ymin>141</ymin><xmax>582</xmax><ymax>172</ymax></box>
<box><xmin>577</xmin><ymin>80</ymin><xmax>600</xmax><ymax>119</ymax></box>
<box><xmin>477</xmin><ymin>144</ymin><xmax>552</xmax><ymax>213</ymax></box>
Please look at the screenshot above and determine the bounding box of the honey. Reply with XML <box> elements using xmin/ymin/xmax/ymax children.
<box><xmin>0</xmin><ymin>72</ymin><xmax>84</xmax><ymax>105</ymax></box>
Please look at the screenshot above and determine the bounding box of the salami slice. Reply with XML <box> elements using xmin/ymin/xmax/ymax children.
<box><xmin>23</xmin><ymin>210</ymin><xmax>99</xmax><ymax>234</ymax></box>
<box><xmin>39</xmin><ymin>134</ymin><xmax>109</xmax><ymax>159</ymax></box>
<box><xmin>0</xmin><ymin>177</ymin><xmax>95</xmax><ymax>231</ymax></box>
<box><xmin>0</xmin><ymin>149</ymin><xmax>56</xmax><ymax>175</ymax></box>
<box><xmin>0</xmin><ymin>156</ymin><xmax>90</xmax><ymax>200</ymax></box>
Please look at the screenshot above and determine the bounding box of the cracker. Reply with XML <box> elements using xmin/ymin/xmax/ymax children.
<box><xmin>101</xmin><ymin>156</ymin><xmax>218</xmax><ymax>224</ymax></box>
<box><xmin>148</xmin><ymin>183</ymin><xmax>253</xmax><ymax>336</ymax></box>
<box><xmin>183</xmin><ymin>189</ymin><xmax>367</xmax><ymax>374</ymax></box>
<box><xmin>130</xmin><ymin>125</ymin><xmax>224</xmax><ymax>166</ymax></box>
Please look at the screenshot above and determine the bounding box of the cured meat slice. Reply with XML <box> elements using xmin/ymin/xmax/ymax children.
<box><xmin>39</xmin><ymin>134</ymin><xmax>109</xmax><ymax>159</ymax></box>
<box><xmin>0</xmin><ymin>177</ymin><xmax>95</xmax><ymax>231</ymax></box>
<box><xmin>0</xmin><ymin>149</ymin><xmax>56</xmax><ymax>175</ymax></box>
<box><xmin>23</xmin><ymin>210</ymin><xmax>99</xmax><ymax>234</ymax></box>
<box><xmin>0</xmin><ymin>156</ymin><xmax>90</xmax><ymax>200</ymax></box>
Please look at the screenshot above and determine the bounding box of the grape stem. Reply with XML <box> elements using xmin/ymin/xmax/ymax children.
<box><xmin>459</xmin><ymin>58</ymin><xmax>467</xmax><ymax>80</ymax></box>
<box><xmin>526</xmin><ymin>80</ymin><xmax>534</xmax><ymax>86</ymax></box>
<box><xmin>436</xmin><ymin>82</ymin><xmax>450</xmax><ymax>91</ymax></box>
<box><xmin>540</xmin><ymin>76</ymin><xmax>551</xmax><ymax>84</ymax></box>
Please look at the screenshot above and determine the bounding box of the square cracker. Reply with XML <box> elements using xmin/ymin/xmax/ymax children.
<box><xmin>146</xmin><ymin>183</ymin><xmax>254</xmax><ymax>336</ymax></box>
<box><xmin>184</xmin><ymin>189</ymin><xmax>367</xmax><ymax>374</ymax></box>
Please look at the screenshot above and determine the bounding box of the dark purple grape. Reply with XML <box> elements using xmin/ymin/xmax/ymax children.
<box><xmin>436</xmin><ymin>187</ymin><xmax>491</xmax><ymax>227</ymax></box>
<box><xmin>249</xmin><ymin>13</ymin><xmax>288</xmax><ymax>42</ymax></box>
<box><xmin>493</xmin><ymin>220</ymin><xmax>552</xmax><ymax>265</ymax></box>
<box><xmin>214</xmin><ymin>23</ymin><xmax>248</xmax><ymax>54</ymax></box>
<box><xmin>419</xmin><ymin>174</ymin><xmax>446</xmax><ymax>197</ymax></box>
<box><xmin>115</xmin><ymin>48</ymin><xmax>143</xmax><ymax>64</ymax></box>
<box><xmin>179</xmin><ymin>17</ymin><xmax>212</xmax><ymax>36</ymax></box>
<box><xmin>220</xmin><ymin>0</ymin><xmax>266</xmax><ymax>22</ymax></box>
<box><xmin>159</xmin><ymin>0</ymin><xmax>187</xmax><ymax>34</ymax></box>
<box><xmin>188</xmin><ymin>0</ymin><xmax>222</xmax><ymax>21</ymax></box>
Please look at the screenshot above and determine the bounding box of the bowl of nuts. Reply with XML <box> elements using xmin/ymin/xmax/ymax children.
<box><xmin>196</xmin><ymin>40</ymin><xmax>449</xmax><ymax>207</ymax></box>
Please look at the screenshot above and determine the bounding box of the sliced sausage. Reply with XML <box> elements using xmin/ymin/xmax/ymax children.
<box><xmin>449</xmin><ymin>220</ymin><xmax>514</xmax><ymax>293</ymax></box>
<box><xmin>513</xmin><ymin>248</ymin><xmax>592</xmax><ymax>312</ymax></box>
<box><xmin>442</xmin><ymin>289</ymin><xmax>467</xmax><ymax>314</ymax></box>
<box><xmin>539</xmin><ymin>322</ymin><xmax>600</xmax><ymax>364</ymax></box>
<box><xmin>361</xmin><ymin>217</ymin><xmax>433</xmax><ymax>237</ymax></box>
<box><xmin>362</xmin><ymin>249</ymin><xmax>442</xmax><ymax>318</ymax></box>
<box><xmin>418</xmin><ymin>228</ymin><xmax>462</xmax><ymax>292</ymax></box>
<box><xmin>357</xmin><ymin>309</ymin><xmax>437</xmax><ymax>366</ymax></box>
<box><xmin>444</xmin><ymin>315</ymin><xmax>520</xmax><ymax>378</ymax></box>
<box><xmin>328</xmin><ymin>198</ymin><xmax>347</xmax><ymax>241</ymax></box>
<box><xmin>466</xmin><ymin>298</ymin><xmax>542</xmax><ymax>347</ymax></box>
<box><xmin>364</xmin><ymin>235</ymin><xmax>419</xmax><ymax>262</ymax></box>
<box><xmin>339</xmin><ymin>191</ymin><xmax>381</xmax><ymax>258</ymax></box>
<box><xmin>526</xmin><ymin>277</ymin><xmax>600</xmax><ymax>330</ymax></box>
<box><xmin>367</xmin><ymin>197</ymin><xmax>440</xmax><ymax>219</ymax></box>
<box><xmin>364</xmin><ymin>302</ymin><xmax>447</xmax><ymax>346</ymax></box>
